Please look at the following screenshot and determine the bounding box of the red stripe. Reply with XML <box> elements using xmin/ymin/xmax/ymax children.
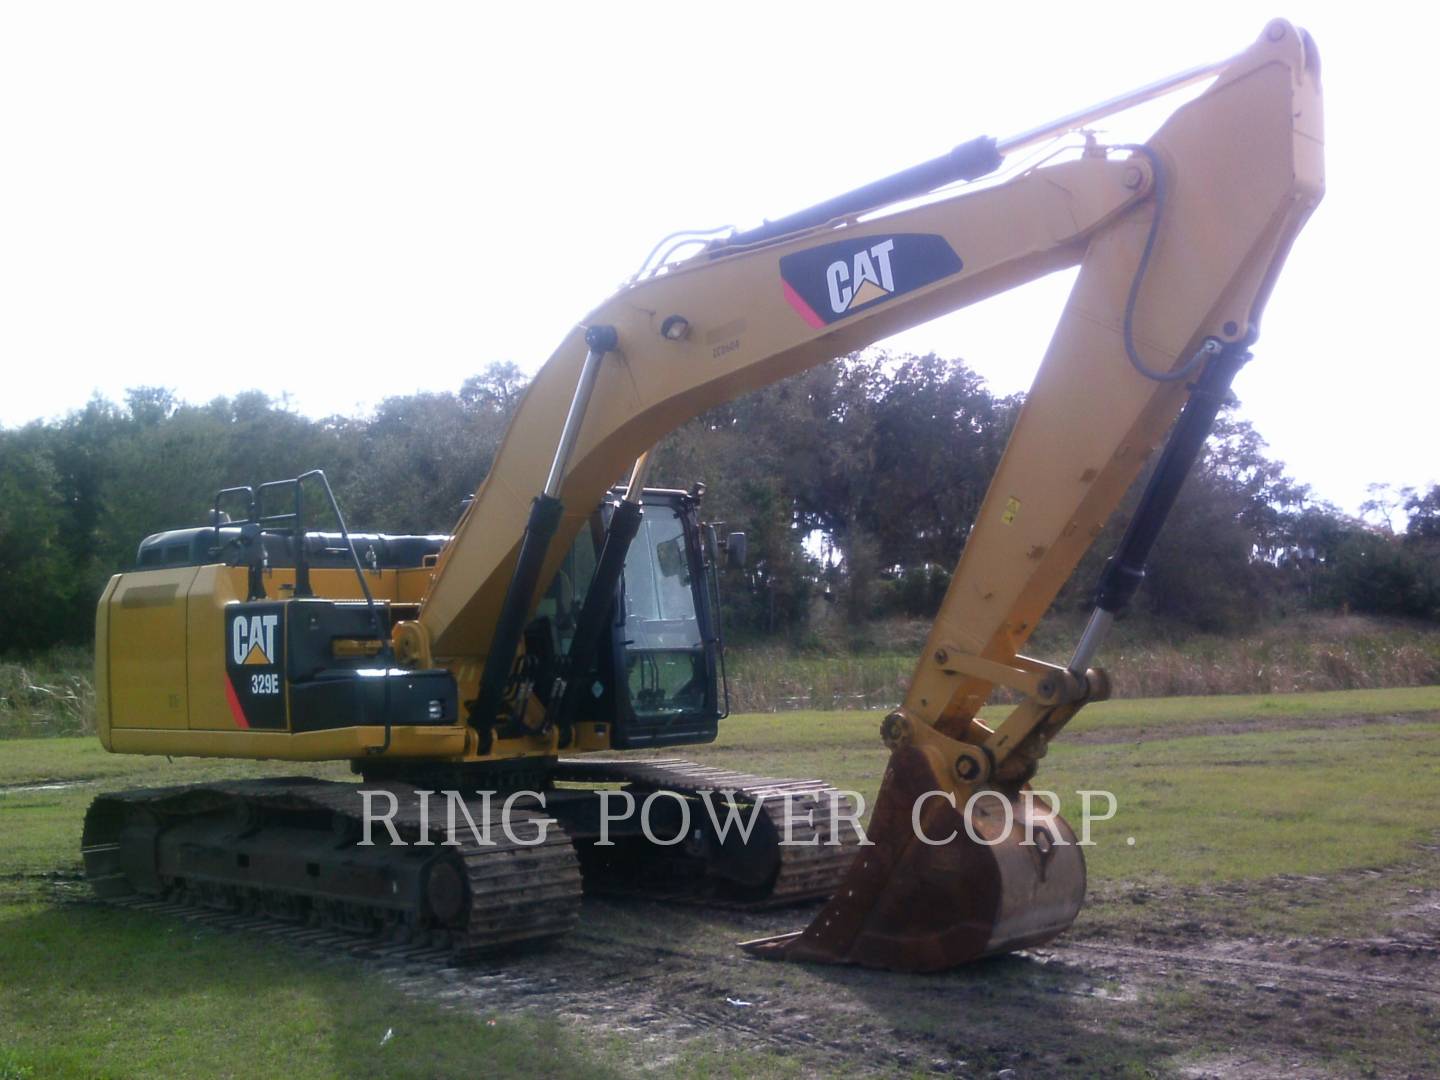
<box><xmin>781</xmin><ymin>281</ymin><xmax>826</xmax><ymax>329</ymax></box>
<box><xmin>224</xmin><ymin>676</ymin><xmax>251</xmax><ymax>729</ymax></box>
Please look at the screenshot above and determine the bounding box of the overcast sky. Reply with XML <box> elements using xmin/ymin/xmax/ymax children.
<box><xmin>2</xmin><ymin>2</ymin><xmax>1435</xmax><ymax>516</ymax></box>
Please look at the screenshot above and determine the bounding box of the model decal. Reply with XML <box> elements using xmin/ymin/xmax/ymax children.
<box><xmin>224</xmin><ymin>603</ymin><xmax>287</xmax><ymax>729</ymax></box>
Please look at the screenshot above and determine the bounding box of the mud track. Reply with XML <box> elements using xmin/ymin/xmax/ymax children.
<box><xmin>81</xmin><ymin>835</ymin><xmax>1440</xmax><ymax>1078</ymax></box>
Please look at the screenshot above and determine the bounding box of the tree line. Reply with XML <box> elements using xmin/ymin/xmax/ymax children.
<box><xmin>1</xmin><ymin>353</ymin><xmax>1436</xmax><ymax>653</ymax></box>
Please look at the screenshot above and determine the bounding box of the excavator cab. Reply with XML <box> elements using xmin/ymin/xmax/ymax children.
<box><xmin>544</xmin><ymin>487</ymin><xmax>728</xmax><ymax>749</ymax></box>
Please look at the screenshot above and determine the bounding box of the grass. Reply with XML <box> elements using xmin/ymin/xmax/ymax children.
<box><xmin>0</xmin><ymin>900</ymin><xmax>621</xmax><ymax>1080</ymax></box>
<box><xmin>1</xmin><ymin>776</ymin><xmax>625</xmax><ymax>1079</ymax></box>
<box><xmin>1</xmin><ymin>685</ymin><xmax>1438</xmax><ymax>1076</ymax></box>
<box><xmin>1044</xmin><ymin>683</ymin><xmax>1440</xmax><ymax>731</ymax></box>
<box><xmin>726</xmin><ymin>613</ymin><xmax>1440</xmax><ymax>711</ymax></box>
<box><xmin>1048</xmin><ymin>722</ymin><xmax>1440</xmax><ymax>883</ymax></box>
<box><xmin>688</xmin><ymin>686</ymin><xmax>1440</xmax><ymax>822</ymax></box>
<box><xmin>0</xmin><ymin>646</ymin><xmax>93</xmax><ymax>738</ymax></box>
<box><xmin>680</xmin><ymin>688</ymin><xmax>1440</xmax><ymax>888</ymax></box>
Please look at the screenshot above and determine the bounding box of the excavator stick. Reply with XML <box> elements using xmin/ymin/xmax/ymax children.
<box><xmin>745</xmin><ymin>19</ymin><xmax>1321</xmax><ymax>973</ymax></box>
<box><xmin>741</xmin><ymin>747</ymin><xmax>1084</xmax><ymax>972</ymax></box>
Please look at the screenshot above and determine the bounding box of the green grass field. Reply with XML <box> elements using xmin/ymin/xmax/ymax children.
<box><xmin>2</xmin><ymin>685</ymin><xmax>1438</xmax><ymax>1078</ymax></box>
<box><xmin>709</xmin><ymin>688</ymin><xmax>1440</xmax><ymax>886</ymax></box>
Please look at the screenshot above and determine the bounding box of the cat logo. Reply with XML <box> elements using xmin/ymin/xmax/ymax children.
<box><xmin>231</xmin><ymin>613</ymin><xmax>280</xmax><ymax>666</ymax></box>
<box><xmin>779</xmin><ymin>233</ymin><xmax>963</xmax><ymax>328</ymax></box>
<box><xmin>826</xmin><ymin>239</ymin><xmax>895</xmax><ymax>315</ymax></box>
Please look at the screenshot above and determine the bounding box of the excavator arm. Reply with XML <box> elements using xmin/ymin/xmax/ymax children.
<box><xmin>409</xmin><ymin>20</ymin><xmax>1322</xmax><ymax>971</ymax></box>
<box><xmin>415</xmin><ymin>144</ymin><xmax>1145</xmax><ymax>662</ymax></box>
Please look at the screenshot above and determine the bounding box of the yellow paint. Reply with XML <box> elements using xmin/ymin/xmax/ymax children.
<box><xmin>107</xmin><ymin>568</ymin><xmax>198</xmax><ymax>732</ymax></box>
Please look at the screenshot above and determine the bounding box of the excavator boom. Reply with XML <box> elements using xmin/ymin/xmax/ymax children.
<box><xmin>417</xmin><ymin>21</ymin><xmax>1321</xmax><ymax>675</ymax></box>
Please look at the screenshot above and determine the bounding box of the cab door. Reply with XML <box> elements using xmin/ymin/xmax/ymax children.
<box><xmin>609</xmin><ymin>492</ymin><xmax>721</xmax><ymax>748</ymax></box>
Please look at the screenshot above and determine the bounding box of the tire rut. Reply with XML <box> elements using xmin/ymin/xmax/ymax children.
<box><xmin>1052</xmin><ymin>939</ymin><xmax>1440</xmax><ymax>999</ymax></box>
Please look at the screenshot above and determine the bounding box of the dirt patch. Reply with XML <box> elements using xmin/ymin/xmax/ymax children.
<box><xmin>94</xmin><ymin>840</ymin><xmax>1438</xmax><ymax>1078</ymax></box>
<box><xmin>0</xmin><ymin>778</ymin><xmax>90</xmax><ymax>795</ymax></box>
<box><xmin>430</xmin><ymin>819</ymin><xmax>1434</xmax><ymax>1074</ymax></box>
<box><xmin>1064</xmin><ymin>710</ymin><xmax>1440</xmax><ymax>746</ymax></box>
<box><xmin>358</xmin><ymin>883</ymin><xmax>1438</xmax><ymax>1078</ymax></box>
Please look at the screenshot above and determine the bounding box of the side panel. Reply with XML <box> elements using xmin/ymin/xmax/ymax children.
<box><xmin>106</xmin><ymin>563</ymin><xmax>471</xmax><ymax>760</ymax></box>
<box><xmin>107</xmin><ymin>724</ymin><xmax>467</xmax><ymax>760</ymax></box>
<box><xmin>93</xmin><ymin>575</ymin><xmax>120</xmax><ymax>750</ymax></box>
<box><xmin>395</xmin><ymin>566</ymin><xmax>434</xmax><ymax>605</ymax></box>
<box><xmin>187</xmin><ymin>567</ymin><xmax>430</xmax><ymax>730</ymax></box>
<box><xmin>243</xmin><ymin>567</ymin><xmax>404</xmax><ymax>603</ymax></box>
<box><xmin>108</xmin><ymin>568</ymin><xmax>200</xmax><ymax>731</ymax></box>
<box><xmin>186</xmin><ymin>566</ymin><xmax>261</xmax><ymax>731</ymax></box>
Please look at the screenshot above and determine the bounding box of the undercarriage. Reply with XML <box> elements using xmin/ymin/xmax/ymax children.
<box><xmin>82</xmin><ymin>759</ymin><xmax>863</xmax><ymax>958</ymax></box>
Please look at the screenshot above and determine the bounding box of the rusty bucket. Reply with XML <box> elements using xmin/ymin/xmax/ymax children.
<box><xmin>740</xmin><ymin>745</ymin><xmax>1085</xmax><ymax>972</ymax></box>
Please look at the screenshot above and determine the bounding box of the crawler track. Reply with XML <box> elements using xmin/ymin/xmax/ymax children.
<box><xmin>82</xmin><ymin>779</ymin><xmax>583</xmax><ymax>961</ymax></box>
<box><xmin>553</xmin><ymin>757</ymin><xmax>863</xmax><ymax>905</ymax></box>
<box><xmin>81</xmin><ymin>761</ymin><xmax>862</xmax><ymax>959</ymax></box>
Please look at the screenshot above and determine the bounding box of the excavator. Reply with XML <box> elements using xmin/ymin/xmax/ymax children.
<box><xmin>85</xmin><ymin>20</ymin><xmax>1323</xmax><ymax>973</ymax></box>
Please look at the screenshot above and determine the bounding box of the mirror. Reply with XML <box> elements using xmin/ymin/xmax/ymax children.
<box><xmin>726</xmin><ymin>531</ymin><xmax>748</xmax><ymax>569</ymax></box>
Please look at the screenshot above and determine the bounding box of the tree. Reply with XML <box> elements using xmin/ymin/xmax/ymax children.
<box><xmin>460</xmin><ymin>362</ymin><xmax>527</xmax><ymax>414</ymax></box>
<box><xmin>124</xmin><ymin>387</ymin><xmax>177</xmax><ymax>427</ymax></box>
<box><xmin>1319</xmin><ymin>528</ymin><xmax>1440</xmax><ymax>619</ymax></box>
<box><xmin>0</xmin><ymin>431</ymin><xmax>74</xmax><ymax>650</ymax></box>
<box><xmin>648</xmin><ymin>350</ymin><xmax>1020</xmax><ymax>635</ymax></box>
<box><xmin>1360</xmin><ymin>482</ymin><xmax>1408</xmax><ymax>535</ymax></box>
<box><xmin>1405</xmin><ymin>484</ymin><xmax>1440</xmax><ymax>542</ymax></box>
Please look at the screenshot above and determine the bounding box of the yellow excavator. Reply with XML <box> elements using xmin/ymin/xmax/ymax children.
<box><xmin>86</xmin><ymin>21</ymin><xmax>1322</xmax><ymax>972</ymax></box>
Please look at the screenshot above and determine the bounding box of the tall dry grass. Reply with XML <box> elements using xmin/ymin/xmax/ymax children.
<box><xmin>725</xmin><ymin>614</ymin><xmax>1440</xmax><ymax>713</ymax></box>
<box><xmin>1097</xmin><ymin>615</ymin><xmax>1440</xmax><ymax>700</ymax></box>
<box><xmin>0</xmin><ymin>647</ymin><xmax>95</xmax><ymax>737</ymax></box>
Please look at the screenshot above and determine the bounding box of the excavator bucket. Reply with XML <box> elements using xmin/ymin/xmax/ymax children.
<box><xmin>740</xmin><ymin>745</ymin><xmax>1085</xmax><ymax>972</ymax></box>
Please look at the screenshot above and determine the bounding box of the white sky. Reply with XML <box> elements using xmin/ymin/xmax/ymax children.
<box><xmin>2</xmin><ymin>2</ymin><xmax>1435</xmax><ymax>515</ymax></box>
